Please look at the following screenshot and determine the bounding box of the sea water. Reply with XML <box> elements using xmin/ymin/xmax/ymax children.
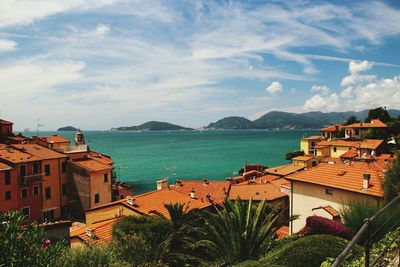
<box><xmin>27</xmin><ymin>130</ymin><xmax>318</xmax><ymax>194</ymax></box>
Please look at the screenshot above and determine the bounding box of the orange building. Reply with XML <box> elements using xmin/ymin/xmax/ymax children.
<box><xmin>32</xmin><ymin>135</ymin><xmax>71</xmax><ymax>151</ymax></box>
<box><xmin>13</xmin><ymin>144</ymin><xmax>68</xmax><ymax>221</ymax></box>
<box><xmin>0</xmin><ymin>119</ymin><xmax>13</xmax><ymax>137</ymax></box>
<box><xmin>0</xmin><ymin>144</ymin><xmax>43</xmax><ymax>222</ymax></box>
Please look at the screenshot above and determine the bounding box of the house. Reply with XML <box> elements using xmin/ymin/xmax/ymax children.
<box><xmin>0</xmin><ymin>119</ymin><xmax>13</xmax><ymax>137</ymax></box>
<box><xmin>291</xmin><ymin>155</ymin><xmax>317</xmax><ymax>168</ymax></box>
<box><xmin>286</xmin><ymin>163</ymin><xmax>384</xmax><ymax>233</ymax></box>
<box><xmin>13</xmin><ymin>144</ymin><xmax>69</xmax><ymax>221</ymax></box>
<box><xmin>315</xmin><ymin>139</ymin><xmax>384</xmax><ymax>158</ymax></box>
<box><xmin>71</xmin><ymin>188</ymin><xmax>211</xmax><ymax>246</ymax></box>
<box><xmin>0</xmin><ymin>144</ymin><xmax>43</xmax><ymax>222</ymax></box>
<box><xmin>32</xmin><ymin>135</ymin><xmax>71</xmax><ymax>151</ymax></box>
<box><xmin>300</xmin><ymin>136</ymin><xmax>325</xmax><ymax>155</ymax></box>
<box><xmin>264</xmin><ymin>164</ymin><xmax>306</xmax><ymax>177</ymax></box>
<box><xmin>320</xmin><ymin>125</ymin><xmax>345</xmax><ymax>140</ymax></box>
<box><xmin>344</xmin><ymin>119</ymin><xmax>388</xmax><ymax>139</ymax></box>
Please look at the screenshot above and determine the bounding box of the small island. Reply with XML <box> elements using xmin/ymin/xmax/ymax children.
<box><xmin>115</xmin><ymin>121</ymin><xmax>193</xmax><ymax>131</ymax></box>
<box><xmin>57</xmin><ymin>126</ymin><xmax>79</xmax><ymax>131</ymax></box>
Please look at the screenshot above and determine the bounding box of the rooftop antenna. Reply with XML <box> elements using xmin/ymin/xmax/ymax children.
<box><xmin>36</xmin><ymin>119</ymin><xmax>44</xmax><ymax>136</ymax></box>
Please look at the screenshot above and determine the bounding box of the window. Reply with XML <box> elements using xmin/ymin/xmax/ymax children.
<box><xmin>43</xmin><ymin>210</ymin><xmax>54</xmax><ymax>221</ymax></box>
<box><xmin>45</xmin><ymin>187</ymin><xmax>51</xmax><ymax>199</ymax></box>
<box><xmin>333</xmin><ymin>147</ymin><xmax>337</xmax><ymax>153</ymax></box>
<box><xmin>104</xmin><ymin>173</ymin><xmax>108</xmax><ymax>183</ymax></box>
<box><xmin>5</xmin><ymin>191</ymin><xmax>11</xmax><ymax>200</ymax></box>
<box><xmin>62</xmin><ymin>183</ymin><xmax>67</xmax><ymax>195</ymax></box>
<box><xmin>33</xmin><ymin>186</ymin><xmax>39</xmax><ymax>196</ymax></box>
<box><xmin>19</xmin><ymin>165</ymin><xmax>26</xmax><ymax>177</ymax></box>
<box><xmin>325</xmin><ymin>188</ymin><xmax>333</xmax><ymax>195</ymax></box>
<box><xmin>5</xmin><ymin>170</ymin><xmax>10</xmax><ymax>185</ymax></box>
<box><xmin>355</xmin><ymin>129</ymin><xmax>360</xmax><ymax>135</ymax></box>
<box><xmin>21</xmin><ymin>207</ymin><xmax>30</xmax><ymax>219</ymax></box>
<box><xmin>61</xmin><ymin>162</ymin><xmax>67</xmax><ymax>173</ymax></box>
<box><xmin>33</xmin><ymin>163</ymin><xmax>40</xmax><ymax>174</ymax></box>
<box><xmin>44</xmin><ymin>164</ymin><xmax>51</xmax><ymax>176</ymax></box>
<box><xmin>94</xmin><ymin>194</ymin><xmax>100</xmax><ymax>204</ymax></box>
<box><xmin>21</xmin><ymin>188</ymin><xmax>28</xmax><ymax>198</ymax></box>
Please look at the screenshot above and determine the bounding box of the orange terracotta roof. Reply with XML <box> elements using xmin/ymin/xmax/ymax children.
<box><xmin>71</xmin><ymin>158</ymin><xmax>112</xmax><ymax>172</ymax></box>
<box><xmin>319</xmin><ymin>157</ymin><xmax>342</xmax><ymax>164</ymax></box>
<box><xmin>265</xmin><ymin>164</ymin><xmax>305</xmax><ymax>176</ymax></box>
<box><xmin>316</xmin><ymin>139</ymin><xmax>384</xmax><ymax>150</ymax></box>
<box><xmin>170</xmin><ymin>180</ymin><xmax>230</xmax><ymax>204</ymax></box>
<box><xmin>70</xmin><ymin>218</ymin><xmax>120</xmax><ymax>244</ymax></box>
<box><xmin>0</xmin><ymin>119</ymin><xmax>13</xmax><ymax>125</ymax></box>
<box><xmin>345</xmin><ymin>119</ymin><xmax>388</xmax><ymax>129</ymax></box>
<box><xmin>321</xmin><ymin>125</ymin><xmax>345</xmax><ymax>132</ymax></box>
<box><xmin>0</xmin><ymin>162</ymin><xmax>12</xmax><ymax>171</ymax></box>
<box><xmin>0</xmin><ymin>147</ymin><xmax>41</xmax><ymax>163</ymax></box>
<box><xmin>89</xmin><ymin>151</ymin><xmax>114</xmax><ymax>165</ymax></box>
<box><xmin>229</xmin><ymin>178</ymin><xmax>288</xmax><ymax>201</ymax></box>
<box><xmin>302</xmin><ymin>135</ymin><xmax>325</xmax><ymax>140</ymax></box>
<box><xmin>287</xmin><ymin>163</ymin><xmax>384</xmax><ymax>197</ymax></box>
<box><xmin>38</xmin><ymin>135</ymin><xmax>70</xmax><ymax>144</ymax></box>
<box><xmin>13</xmin><ymin>144</ymin><xmax>67</xmax><ymax>160</ymax></box>
<box><xmin>376</xmin><ymin>154</ymin><xmax>397</xmax><ymax>160</ymax></box>
<box><xmin>292</xmin><ymin>155</ymin><xmax>314</xmax><ymax>161</ymax></box>
<box><xmin>340</xmin><ymin>149</ymin><xmax>358</xmax><ymax>159</ymax></box>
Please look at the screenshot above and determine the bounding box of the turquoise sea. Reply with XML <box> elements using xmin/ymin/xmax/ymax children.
<box><xmin>28</xmin><ymin>130</ymin><xmax>318</xmax><ymax>194</ymax></box>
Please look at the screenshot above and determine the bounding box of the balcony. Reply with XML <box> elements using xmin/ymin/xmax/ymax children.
<box><xmin>19</xmin><ymin>173</ymin><xmax>43</xmax><ymax>184</ymax></box>
<box><xmin>60</xmin><ymin>145</ymin><xmax>88</xmax><ymax>153</ymax></box>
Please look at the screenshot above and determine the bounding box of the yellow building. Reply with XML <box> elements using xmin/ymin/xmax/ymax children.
<box><xmin>300</xmin><ymin>136</ymin><xmax>325</xmax><ymax>155</ymax></box>
<box><xmin>286</xmin><ymin>163</ymin><xmax>384</xmax><ymax>233</ymax></box>
<box><xmin>315</xmin><ymin>139</ymin><xmax>384</xmax><ymax>158</ymax></box>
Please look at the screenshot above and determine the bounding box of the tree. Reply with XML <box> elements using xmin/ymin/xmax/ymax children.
<box><xmin>285</xmin><ymin>150</ymin><xmax>305</xmax><ymax>160</ymax></box>
<box><xmin>0</xmin><ymin>211</ymin><xmax>64</xmax><ymax>267</ymax></box>
<box><xmin>365</xmin><ymin>107</ymin><xmax>391</xmax><ymax>123</ymax></box>
<box><xmin>344</xmin><ymin>116</ymin><xmax>360</xmax><ymax>126</ymax></box>
<box><xmin>382</xmin><ymin>157</ymin><xmax>400</xmax><ymax>203</ymax></box>
<box><xmin>189</xmin><ymin>198</ymin><xmax>297</xmax><ymax>265</ymax></box>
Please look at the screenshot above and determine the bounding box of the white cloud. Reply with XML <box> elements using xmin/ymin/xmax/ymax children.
<box><xmin>311</xmin><ymin>85</ymin><xmax>330</xmax><ymax>95</ymax></box>
<box><xmin>303</xmin><ymin>93</ymin><xmax>340</xmax><ymax>111</ymax></box>
<box><xmin>94</xmin><ymin>24</ymin><xmax>110</xmax><ymax>36</ymax></box>
<box><xmin>266</xmin><ymin>81</ymin><xmax>283</xmax><ymax>95</ymax></box>
<box><xmin>0</xmin><ymin>39</ymin><xmax>17</xmax><ymax>52</ymax></box>
<box><xmin>341</xmin><ymin>60</ymin><xmax>375</xmax><ymax>86</ymax></box>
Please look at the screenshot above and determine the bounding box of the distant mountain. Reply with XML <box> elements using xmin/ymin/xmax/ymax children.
<box><xmin>57</xmin><ymin>126</ymin><xmax>78</xmax><ymax>131</ymax></box>
<box><xmin>207</xmin><ymin>116</ymin><xmax>256</xmax><ymax>129</ymax></box>
<box><xmin>206</xmin><ymin>109</ymin><xmax>400</xmax><ymax>130</ymax></box>
<box><xmin>115</xmin><ymin>121</ymin><xmax>193</xmax><ymax>131</ymax></box>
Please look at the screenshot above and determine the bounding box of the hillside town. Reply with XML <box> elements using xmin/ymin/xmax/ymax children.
<box><xmin>1</xmin><ymin>111</ymin><xmax>399</xmax><ymax>265</ymax></box>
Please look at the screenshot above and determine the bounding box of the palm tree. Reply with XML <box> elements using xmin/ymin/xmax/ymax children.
<box><xmin>189</xmin><ymin>198</ymin><xmax>296</xmax><ymax>265</ymax></box>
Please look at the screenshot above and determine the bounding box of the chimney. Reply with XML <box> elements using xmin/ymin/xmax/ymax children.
<box><xmin>363</xmin><ymin>173</ymin><xmax>371</xmax><ymax>189</ymax></box>
<box><xmin>206</xmin><ymin>193</ymin><xmax>211</xmax><ymax>201</ymax></box>
<box><xmin>126</xmin><ymin>196</ymin><xmax>135</xmax><ymax>205</ymax></box>
<box><xmin>190</xmin><ymin>188</ymin><xmax>196</xmax><ymax>199</ymax></box>
<box><xmin>156</xmin><ymin>178</ymin><xmax>168</xmax><ymax>190</ymax></box>
<box><xmin>86</xmin><ymin>227</ymin><xmax>96</xmax><ymax>239</ymax></box>
<box><xmin>175</xmin><ymin>179</ymin><xmax>183</xmax><ymax>187</ymax></box>
<box><xmin>203</xmin><ymin>178</ymin><xmax>209</xmax><ymax>186</ymax></box>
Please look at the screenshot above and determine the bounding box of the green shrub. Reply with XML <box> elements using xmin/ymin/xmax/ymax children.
<box><xmin>56</xmin><ymin>244</ymin><xmax>129</xmax><ymax>267</ymax></box>
<box><xmin>245</xmin><ymin>235</ymin><xmax>361</xmax><ymax>267</ymax></box>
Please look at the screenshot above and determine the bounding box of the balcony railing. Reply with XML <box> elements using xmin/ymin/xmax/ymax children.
<box><xmin>60</xmin><ymin>145</ymin><xmax>88</xmax><ymax>153</ymax></box>
<box><xmin>19</xmin><ymin>173</ymin><xmax>44</xmax><ymax>184</ymax></box>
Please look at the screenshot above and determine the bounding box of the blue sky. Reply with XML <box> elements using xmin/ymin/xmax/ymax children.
<box><xmin>1</xmin><ymin>0</ymin><xmax>400</xmax><ymax>130</ymax></box>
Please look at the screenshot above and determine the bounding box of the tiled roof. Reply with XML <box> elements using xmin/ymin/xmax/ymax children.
<box><xmin>321</xmin><ymin>125</ymin><xmax>345</xmax><ymax>132</ymax></box>
<box><xmin>0</xmin><ymin>147</ymin><xmax>41</xmax><ymax>163</ymax></box>
<box><xmin>88</xmin><ymin>151</ymin><xmax>114</xmax><ymax>165</ymax></box>
<box><xmin>0</xmin><ymin>162</ymin><xmax>12</xmax><ymax>171</ymax></box>
<box><xmin>345</xmin><ymin>119</ymin><xmax>388</xmax><ymax>129</ymax></box>
<box><xmin>13</xmin><ymin>144</ymin><xmax>67</xmax><ymax>160</ymax></box>
<box><xmin>316</xmin><ymin>139</ymin><xmax>384</xmax><ymax>149</ymax></box>
<box><xmin>286</xmin><ymin>163</ymin><xmax>384</xmax><ymax>197</ymax></box>
<box><xmin>229</xmin><ymin>178</ymin><xmax>288</xmax><ymax>201</ymax></box>
<box><xmin>0</xmin><ymin>119</ymin><xmax>13</xmax><ymax>125</ymax></box>
<box><xmin>71</xmin><ymin>158</ymin><xmax>112</xmax><ymax>172</ymax></box>
<box><xmin>292</xmin><ymin>155</ymin><xmax>314</xmax><ymax>161</ymax></box>
<box><xmin>70</xmin><ymin>218</ymin><xmax>120</xmax><ymax>244</ymax></box>
<box><xmin>302</xmin><ymin>136</ymin><xmax>325</xmax><ymax>140</ymax></box>
<box><xmin>265</xmin><ymin>164</ymin><xmax>305</xmax><ymax>176</ymax></box>
<box><xmin>170</xmin><ymin>180</ymin><xmax>230</xmax><ymax>204</ymax></box>
<box><xmin>38</xmin><ymin>135</ymin><xmax>70</xmax><ymax>143</ymax></box>
<box><xmin>340</xmin><ymin>149</ymin><xmax>358</xmax><ymax>159</ymax></box>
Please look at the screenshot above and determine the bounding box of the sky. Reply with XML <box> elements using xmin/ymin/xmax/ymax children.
<box><xmin>1</xmin><ymin>0</ymin><xmax>400</xmax><ymax>130</ymax></box>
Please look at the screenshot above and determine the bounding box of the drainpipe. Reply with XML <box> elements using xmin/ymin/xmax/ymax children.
<box><xmin>290</xmin><ymin>180</ymin><xmax>293</xmax><ymax>235</ymax></box>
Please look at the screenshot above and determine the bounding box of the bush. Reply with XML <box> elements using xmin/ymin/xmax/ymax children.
<box><xmin>56</xmin><ymin>244</ymin><xmax>129</xmax><ymax>267</ymax></box>
<box><xmin>297</xmin><ymin>216</ymin><xmax>350</xmax><ymax>238</ymax></box>
<box><xmin>285</xmin><ymin>150</ymin><xmax>305</xmax><ymax>160</ymax></box>
<box><xmin>252</xmin><ymin>235</ymin><xmax>361</xmax><ymax>267</ymax></box>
